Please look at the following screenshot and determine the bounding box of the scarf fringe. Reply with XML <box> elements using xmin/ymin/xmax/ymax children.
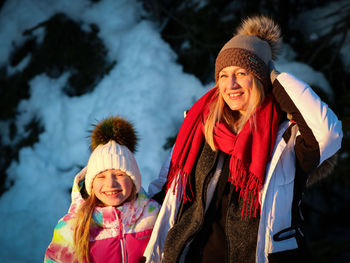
<box><xmin>229</xmin><ymin>156</ymin><xmax>262</xmax><ymax>220</ymax></box>
<box><xmin>166</xmin><ymin>163</ymin><xmax>194</xmax><ymax>203</ymax></box>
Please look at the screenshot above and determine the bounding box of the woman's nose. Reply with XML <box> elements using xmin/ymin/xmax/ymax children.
<box><xmin>228</xmin><ymin>76</ymin><xmax>239</xmax><ymax>89</ymax></box>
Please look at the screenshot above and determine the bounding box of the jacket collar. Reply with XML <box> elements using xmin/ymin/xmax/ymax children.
<box><xmin>92</xmin><ymin>189</ymin><xmax>148</xmax><ymax>228</ymax></box>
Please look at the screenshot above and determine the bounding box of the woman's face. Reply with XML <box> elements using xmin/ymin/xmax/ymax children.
<box><xmin>92</xmin><ymin>169</ymin><xmax>133</xmax><ymax>207</ymax></box>
<box><xmin>218</xmin><ymin>66</ymin><xmax>254</xmax><ymax>114</ymax></box>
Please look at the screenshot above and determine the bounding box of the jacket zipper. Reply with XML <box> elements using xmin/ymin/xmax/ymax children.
<box><xmin>117</xmin><ymin>210</ymin><xmax>128</xmax><ymax>263</ymax></box>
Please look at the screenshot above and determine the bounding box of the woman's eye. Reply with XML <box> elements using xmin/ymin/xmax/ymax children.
<box><xmin>219</xmin><ymin>74</ymin><xmax>227</xmax><ymax>78</ymax></box>
<box><xmin>237</xmin><ymin>71</ymin><xmax>247</xmax><ymax>76</ymax></box>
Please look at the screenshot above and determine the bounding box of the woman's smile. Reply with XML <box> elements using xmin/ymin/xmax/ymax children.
<box><xmin>228</xmin><ymin>91</ymin><xmax>244</xmax><ymax>99</ymax></box>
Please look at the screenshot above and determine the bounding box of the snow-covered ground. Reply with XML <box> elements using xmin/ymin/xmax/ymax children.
<box><xmin>0</xmin><ymin>0</ymin><xmax>338</xmax><ymax>262</ymax></box>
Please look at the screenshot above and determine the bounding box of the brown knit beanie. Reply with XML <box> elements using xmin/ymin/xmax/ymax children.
<box><xmin>215</xmin><ymin>15</ymin><xmax>282</xmax><ymax>88</ymax></box>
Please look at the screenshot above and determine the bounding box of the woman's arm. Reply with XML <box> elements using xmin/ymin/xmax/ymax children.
<box><xmin>271</xmin><ymin>70</ymin><xmax>342</xmax><ymax>173</ymax></box>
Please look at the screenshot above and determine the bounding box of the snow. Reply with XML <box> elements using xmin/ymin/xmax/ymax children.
<box><xmin>276</xmin><ymin>43</ymin><xmax>333</xmax><ymax>100</ymax></box>
<box><xmin>0</xmin><ymin>0</ymin><xmax>337</xmax><ymax>262</ymax></box>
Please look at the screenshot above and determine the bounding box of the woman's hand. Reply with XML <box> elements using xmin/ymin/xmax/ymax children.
<box><xmin>268</xmin><ymin>61</ymin><xmax>280</xmax><ymax>84</ymax></box>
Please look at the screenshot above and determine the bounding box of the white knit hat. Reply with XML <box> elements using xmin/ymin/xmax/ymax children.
<box><xmin>84</xmin><ymin>116</ymin><xmax>141</xmax><ymax>195</ymax></box>
<box><xmin>85</xmin><ymin>140</ymin><xmax>141</xmax><ymax>195</ymax></box>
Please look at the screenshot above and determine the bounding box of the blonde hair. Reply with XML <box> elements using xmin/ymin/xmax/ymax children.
<box><xmin>204</xmin><ymin>76</ymin><xmax>265</xmax><ymax>151</ymax></box>
<box><xmin>73</xmin><ymin>183</ymin><xmax>137</xmax><ymax>263</ymax></box>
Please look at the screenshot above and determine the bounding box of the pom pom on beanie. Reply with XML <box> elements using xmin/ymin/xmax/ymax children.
<box><xmin>90</xmin><ymin>116</ymin><xmax>137</xmax><ymax>152</ymax></box>
<box><xmin>85</xmin><ymin>116</ymin><xmax>141</xmax><ymax>195</ymax></box>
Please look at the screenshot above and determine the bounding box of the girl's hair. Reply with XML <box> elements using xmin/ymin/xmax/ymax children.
<box><xmin>74</xmin><ymin>190</ymin><xmax>98</xmax><ymax>263</ymax></box>
<box><xmin>204</xmin><ymin>76</ymin><xmax>265</xmax><ymax>151</ymax></box>
<box><xmin>73</xmin><ymin>182</ymin><xmax>137</xmax><ymax>263</ymax></box>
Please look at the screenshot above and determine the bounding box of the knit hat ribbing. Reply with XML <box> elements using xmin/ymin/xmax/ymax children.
<box><xmin>85</xmin><ymin>116</ymin><xmax>141</xmax><ymax>195</ymax></box>
<box><xmin>215</xmin><ymin>15</ymin><xmax>282</xmax><ymax>87</ymax></box>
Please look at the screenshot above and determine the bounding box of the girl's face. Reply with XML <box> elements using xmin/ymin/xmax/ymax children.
<box><xmin>92</xmin><ymin>169</ymin><xmax>133</xmax><ymax>207</ymax></box>
<box><xmin>218</xmin><ymin>66</ymin><xmax>254</xmax><ymax>114</ymax></box>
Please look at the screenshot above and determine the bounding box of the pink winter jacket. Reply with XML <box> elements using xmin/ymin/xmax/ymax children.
<box><xmin>44</xmin><ymin>167</ymin><xmax>160</xmax><ymax>263</ymax></box>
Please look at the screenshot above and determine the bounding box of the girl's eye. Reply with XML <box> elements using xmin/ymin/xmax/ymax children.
<box><xmin>219</xmin><ymin>74</ymin><xmax>227</xmax><ymax>78</ymax></box>
<box><xmin>96</xmin><ymin>175</ymin><xmax>105</xmax><ymax>179</ymax></box>
<box><xmin>112</xmin><ymin>172</ymin><xmax>126</xmax><ymax>179</ymax></box>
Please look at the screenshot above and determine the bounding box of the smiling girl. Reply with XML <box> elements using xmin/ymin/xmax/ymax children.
<box><xmin>44</xmin><ymin>116</ymin><xmax>160</xmax><ymax>263</ymax></box>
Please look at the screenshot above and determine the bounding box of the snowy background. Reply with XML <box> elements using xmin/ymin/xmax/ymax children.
<box><xmin>0</xmin><ymin>0</ymin><xmax>348</xmax><ymax>262</ymax></box>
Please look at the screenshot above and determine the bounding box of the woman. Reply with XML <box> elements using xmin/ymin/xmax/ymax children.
<box><xmin>144</xmin><ymin>15</ymin><xmax>343</xmax><ymax>263</ymax></box>
<box><xmin>44</xmin><ymin>116</ymin><xmax>160</xmax><ymax>263</ymax></box>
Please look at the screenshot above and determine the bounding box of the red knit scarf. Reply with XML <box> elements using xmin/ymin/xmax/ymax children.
<box><xmin>166</xmin><ymin>87</ymin><xmax>281</xmax><ymax>219</ymax></box>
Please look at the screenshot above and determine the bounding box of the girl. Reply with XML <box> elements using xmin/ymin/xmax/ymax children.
<box><xmin>144</xmin><ymin>15</ymin><xmax>342</xmax><ymax>263</ymax></box>
<box><xmin>45</xmin><ymin>116</ymin><xmax>160</xmax><ymax>263</ymax></box>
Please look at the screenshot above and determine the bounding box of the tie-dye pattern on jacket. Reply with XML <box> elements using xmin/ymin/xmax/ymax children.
<box><xmin>44</xmin><ymin>167</ymin><xmax>160</xmax><ymax>263</ymax></box>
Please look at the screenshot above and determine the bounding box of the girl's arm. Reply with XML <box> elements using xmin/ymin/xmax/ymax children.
<box><xmin>148</xmin><ymin>148</ymin><xmax>173</xmax><ymax>203</ymax></box>
<box><xmin>44</xmin><ymin>218</ymin><xmax>77</xmax><ymax>263</ymax></box>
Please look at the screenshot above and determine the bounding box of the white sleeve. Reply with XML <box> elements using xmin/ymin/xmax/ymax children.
<box><xmin>276</xmin><ymin>72</ymin><xmax>343</xmax><ymax>165</ymax></box>
<box><xmin>148</xmin><ymin>148</ymin><xmax>173</xmax><ymax>197</ymax></box>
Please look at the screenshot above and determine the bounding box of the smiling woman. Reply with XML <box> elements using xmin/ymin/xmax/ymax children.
<box><xmin>144</xmin><ymin>15</ymin><xmax>343</xmax><ymax>263</ymax></box>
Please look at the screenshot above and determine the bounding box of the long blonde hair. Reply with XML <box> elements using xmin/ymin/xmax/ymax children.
<box><xmin>73</xmin><ymin>190</ymin><xmax>98</xmax><ymax>263</ymax></box>
<box><xmin>204</xmin><ymin>76</ymin><xmax>265</xmax><ymax>151</ymax></box>
<box><xmin>73</xmin><ymin>183</ymin><xmax>137</xmax><ymax>263</ymax></box>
